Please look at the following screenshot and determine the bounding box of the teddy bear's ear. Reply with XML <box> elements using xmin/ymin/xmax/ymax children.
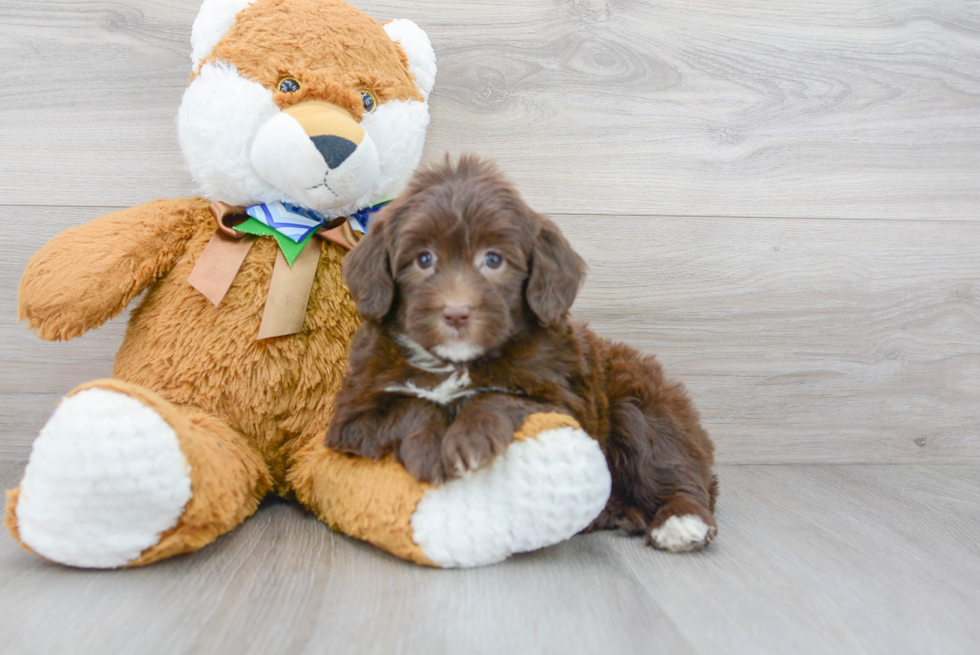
<box><xmin>190</xmin><ymin>0</ymin><xmax>256</xmax><ymax>72</ymax></box>
<box><xmin>384</xmin><ymin>19</ymin><xmax>437</xmax><ymax>100</ymax></box>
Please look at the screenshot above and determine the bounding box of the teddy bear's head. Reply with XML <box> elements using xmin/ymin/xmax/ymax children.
<box><xmin>178</xmin><ymin>0</ymin><xmax>436</xmax><ymax>218</ymax></box>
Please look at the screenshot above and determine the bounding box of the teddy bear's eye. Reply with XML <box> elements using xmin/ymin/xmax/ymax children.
<box><xmin>361</xmin><ymin>92</ymin><xmax>376</xmax><ymax>113</ymax></box>
<box><xmin>278</xmin><ymin>77</ymin><xmax>300</xmax><ymax>93</ymax></box>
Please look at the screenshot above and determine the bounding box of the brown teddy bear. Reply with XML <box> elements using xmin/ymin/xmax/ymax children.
<box><xmin>4</xmin><ymin>0</ymin><xmax>611</xmax><ymax>569</ymax></box>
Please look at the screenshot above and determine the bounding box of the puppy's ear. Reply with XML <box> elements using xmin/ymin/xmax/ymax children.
<box><xmin>343</xmin><ymin>218</ymin><xmax>394</xmax><ymax>321</ymax></box>
<box><xmin>526</xmin><ymin>217</ymin><xmax>587</xmax><ymax>327</ymax></box>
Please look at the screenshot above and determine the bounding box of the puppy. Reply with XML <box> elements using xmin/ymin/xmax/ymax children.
<box><xmin>327</xmin><ymin>156</ymin><xmax>718</xmax><ymax>551</ymax></box>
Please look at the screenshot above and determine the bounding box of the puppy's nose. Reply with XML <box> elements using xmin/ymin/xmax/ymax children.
<box><xmin>442</xmin><ymin>305</ymin><xmax>471</xmax><ymax>330</ymax></box>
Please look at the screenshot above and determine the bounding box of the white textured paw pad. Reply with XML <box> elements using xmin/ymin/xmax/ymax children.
<box><xmin>410</xmin><ymin>427</ymin><xmax>612</xmax><ymax>568</ymax></box>
<box><xmin>649</xmin><ymin>515</ymin><xmax>716</xmax><ymax>553</ymax></box>
<box><xmin>15</xmin><ymin>389</ymin><xmax>192</xmax><ymax>568</ymax></box>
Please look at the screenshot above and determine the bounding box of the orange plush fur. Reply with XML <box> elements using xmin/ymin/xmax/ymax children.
<box><xmin>204</xmin><ymin>0</ymin><xmax>424</xmax><ymax>112</ymax></box>
<box><xmin>6</xmin><ymin>1</ymin><xmax>430</xmax><ymax>565</ymax></box>
<box><xmin>13</xmin><ymin>197</ymin><xmax>359</xmax><ymax>562</ymax></box>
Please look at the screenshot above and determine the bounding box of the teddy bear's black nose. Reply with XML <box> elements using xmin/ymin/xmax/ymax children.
<box><xmin>311</xmin><ymin>135</ymin><xmax>358</xmax><ymax>169</ymax></box>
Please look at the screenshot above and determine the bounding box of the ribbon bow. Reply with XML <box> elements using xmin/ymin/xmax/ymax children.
<box><xmin>241</xmin><ymin>201</ymin><xmax>330</xmax><ymax>265</ymax></box>
<box><xmin>187</xmin><ymin>200</ymin><xmax>381</xmax><ymax>340</ymax></box>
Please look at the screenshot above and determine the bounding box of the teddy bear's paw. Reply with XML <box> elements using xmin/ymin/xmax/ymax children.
<box><xmin>14</xmin><ymin>388</ymin><xmax>192</xmax><ymax>568</ymax></box>
<box><xmin>409</xmin><ymin>424</ymin><xmax>611</xmax><ymax>568</ymax></box>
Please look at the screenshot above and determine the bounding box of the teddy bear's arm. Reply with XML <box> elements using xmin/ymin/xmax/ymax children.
<box><xmin>18</xmin><ymin>198</ymin><xmax>204</xmax><ymax>341</ymax></box>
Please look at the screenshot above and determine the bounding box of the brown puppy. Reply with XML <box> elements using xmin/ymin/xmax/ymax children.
<box><xmin>327</xmin><ymin>156</ymin><xmax>718</xmax><ymax>551</ymax></box>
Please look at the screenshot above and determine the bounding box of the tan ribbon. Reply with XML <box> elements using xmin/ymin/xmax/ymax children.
<box><xmin>186</xmin><ymin>231</ymin><xmax>255</xmax><ymax>306</ymax></box>
<box><xmin>256</xmin><ymin>246</ymin><xmax>320</xmax><ymax>339</ymax></box>
<box><xmin>188</xmin><ymin>201</ymin><xmax>358</xmax><ymax>340</ymax></box>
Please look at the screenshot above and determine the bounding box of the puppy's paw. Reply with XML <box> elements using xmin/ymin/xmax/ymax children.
<box><xmin>441</xmin><ymin>412</ymin><xmax>514</xmax><ymax>479</ymax></box>
<box><xmin>648</xmin><ymin>514</ymin><xmax>717</xmax><ymax>552</ymax></box>
<box><xmin>326</xmin><ymin>413</ymin><xmax>387</xmax><ymax>457</ymax></box>
<box><xmin>398</xmin><ymin>428</ymin><xmax>448</xmax><ymax>484</ymax></box>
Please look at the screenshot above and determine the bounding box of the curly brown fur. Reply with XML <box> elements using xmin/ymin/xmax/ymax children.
<box><xmin>327</xmin><ymin>155</ymin><xmax>719</xmax><ymax>547</ymax></box>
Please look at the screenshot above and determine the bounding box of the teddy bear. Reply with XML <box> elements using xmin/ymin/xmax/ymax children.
<box><xmin>3</xmin><ymin>0</ymin><xmax>612</xmax><ymax>569</ymax></box>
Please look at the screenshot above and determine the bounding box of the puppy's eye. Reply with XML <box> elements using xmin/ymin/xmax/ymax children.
<box><xmin>484</xmin><ymin>252</ymin><xmax>503</xmax><ymax>269</ymax></box>
<box><xmin>278</xmin><ymin>77</ymin><xmax>300</xmax><ymax>93</ymax></box>
<box><xmin>416</xmin><ymin>251</ymin><xmax>434</xmax><ymax>269</ymax></box>
<box><xmin>361</xmin><ymin>92</ymin><xmax>376</xmax><ymax>113</ymax></box>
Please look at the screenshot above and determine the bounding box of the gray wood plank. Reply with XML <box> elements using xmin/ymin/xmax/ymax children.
<box><xmin>1</xmin><ymin>0</ymin><xmax>979</xmax><ymax>219</ymax></box>
<box><xmin>924</xmin><ymin>465</ymin><xmax>980</xmax><ymax>488</ymax></box>
<box><xmin>0</xmin><ymin>1</ymin><xmax>197</xmax><ymax>205</ymax></box>
<box><xmin>2</xmin><ymin>462</ymin><xmax>979</xmax><ymax>655</ymax></box>
<box><xmin>612</xmin><ymin>464</ymin><xmax>980</xmax><ymax>655</ymax></box>
<box><xmin>568</xmin><ymin>214</ymin><xmax>980</xmax><ymax>464</ymax></box>
<box><xmin>0</xmin><ymin>459</ymin><xmax>24</xmax><ymax>489</ymax></box>
<box><xmin>3</xmin><ymin>207</ymin><xmax>978</xmax><ymax>463</ymax></box>
<box><xmin>0</xmin><ymin>459</ymin><xmax>696</xmax><ymax>655</ymax></box>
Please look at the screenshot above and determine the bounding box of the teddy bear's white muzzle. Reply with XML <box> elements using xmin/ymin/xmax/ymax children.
<box><xmin>250</xmin><ymin>103</ymin><xmax>380</xmax><ymax>211</ymax></box>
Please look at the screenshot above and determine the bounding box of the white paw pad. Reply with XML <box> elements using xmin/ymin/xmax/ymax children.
<box><xmin>410</xmin><ymin>426</ymin><xmax>612</xmax><ymax>568</ymax></box>
<box><xmin>649</xmin><ymin>514</ymin><xmax>716</xmax><ymax>552</ymax></box>
<box><xmin>15</xmin><ymin>389</ymin><xmax>192</xmax><ymax>568</ymax></box>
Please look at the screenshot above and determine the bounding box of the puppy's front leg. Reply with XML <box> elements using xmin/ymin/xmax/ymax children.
<box><xmin>442</xmin><ymin>395</ymin><xmax>553</xmax><ymax>478</ymax></box>
<box><xmin>393</xmin><ymin>402</ymin><xmax>453</xmax><ymax>484</ymax></box>
<box><xmin>327</xmin><ymin>396</ymin><xmax>449</xmax><ymax>470</ymax></box>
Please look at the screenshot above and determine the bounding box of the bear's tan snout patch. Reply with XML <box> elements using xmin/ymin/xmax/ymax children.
<box><xmin>283</xmin><ymin>101</ymin><xmax>365</xmax><ymax>170</ymax></box>
<box><xmin>284</xmin><ymin>101</ymin><xmax>364</xmax><ymax>145</ymax></box>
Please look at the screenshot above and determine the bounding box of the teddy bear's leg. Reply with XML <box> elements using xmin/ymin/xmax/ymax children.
<box><xmin>289</xmin><ymin>412</ymin><xmax>612</xmax><ymax>568</ymax></box>
<box><xmin>5</xmin><ymin>379</ymin><xmax>272</xmax><ymax>568</ymax></box>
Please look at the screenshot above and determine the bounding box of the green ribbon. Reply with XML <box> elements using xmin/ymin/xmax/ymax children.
<box><xmin>234</xmin><ymin>217</ymin><xmax>316</xmax><ymax>266</ymax></box>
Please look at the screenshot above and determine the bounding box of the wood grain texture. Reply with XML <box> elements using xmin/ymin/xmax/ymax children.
<box><xmin>1</xmin><ymin>0</ymin><xmax>979</xmax><ymax>218</ymax></box>
<box><xmin>612</xmin><ymin>464</ymin><xmax>980</xmax><ymax>655</ymax></box>
<box><xmin>568</xmin><ymin>213</ymin><xmax>980</xmax><ymax>463</ymax></box>
<box><xmin>3</xmin><ymin>206</ymin><xmax>978</xmax><ymax>462</ymax></box>
<box><xmin>926</xmin><ymin>465</ymin><xmax>980</xmax><ymax>488</ymax></box>
<box><xmin>2</xmin><ymin>461</ymin><xmax>979</xmax><ymax>655</ymax></box>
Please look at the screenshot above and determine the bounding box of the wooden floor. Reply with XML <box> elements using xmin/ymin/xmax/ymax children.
<box><xmin>2</xmin><ymin>460</ymin><xmax>978</xmax><ymax>655</ymax></box>
<box><xmin>2</xmin><ymin>1</ymin><xmax>979</xmax><ymax>653</ymax></box>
